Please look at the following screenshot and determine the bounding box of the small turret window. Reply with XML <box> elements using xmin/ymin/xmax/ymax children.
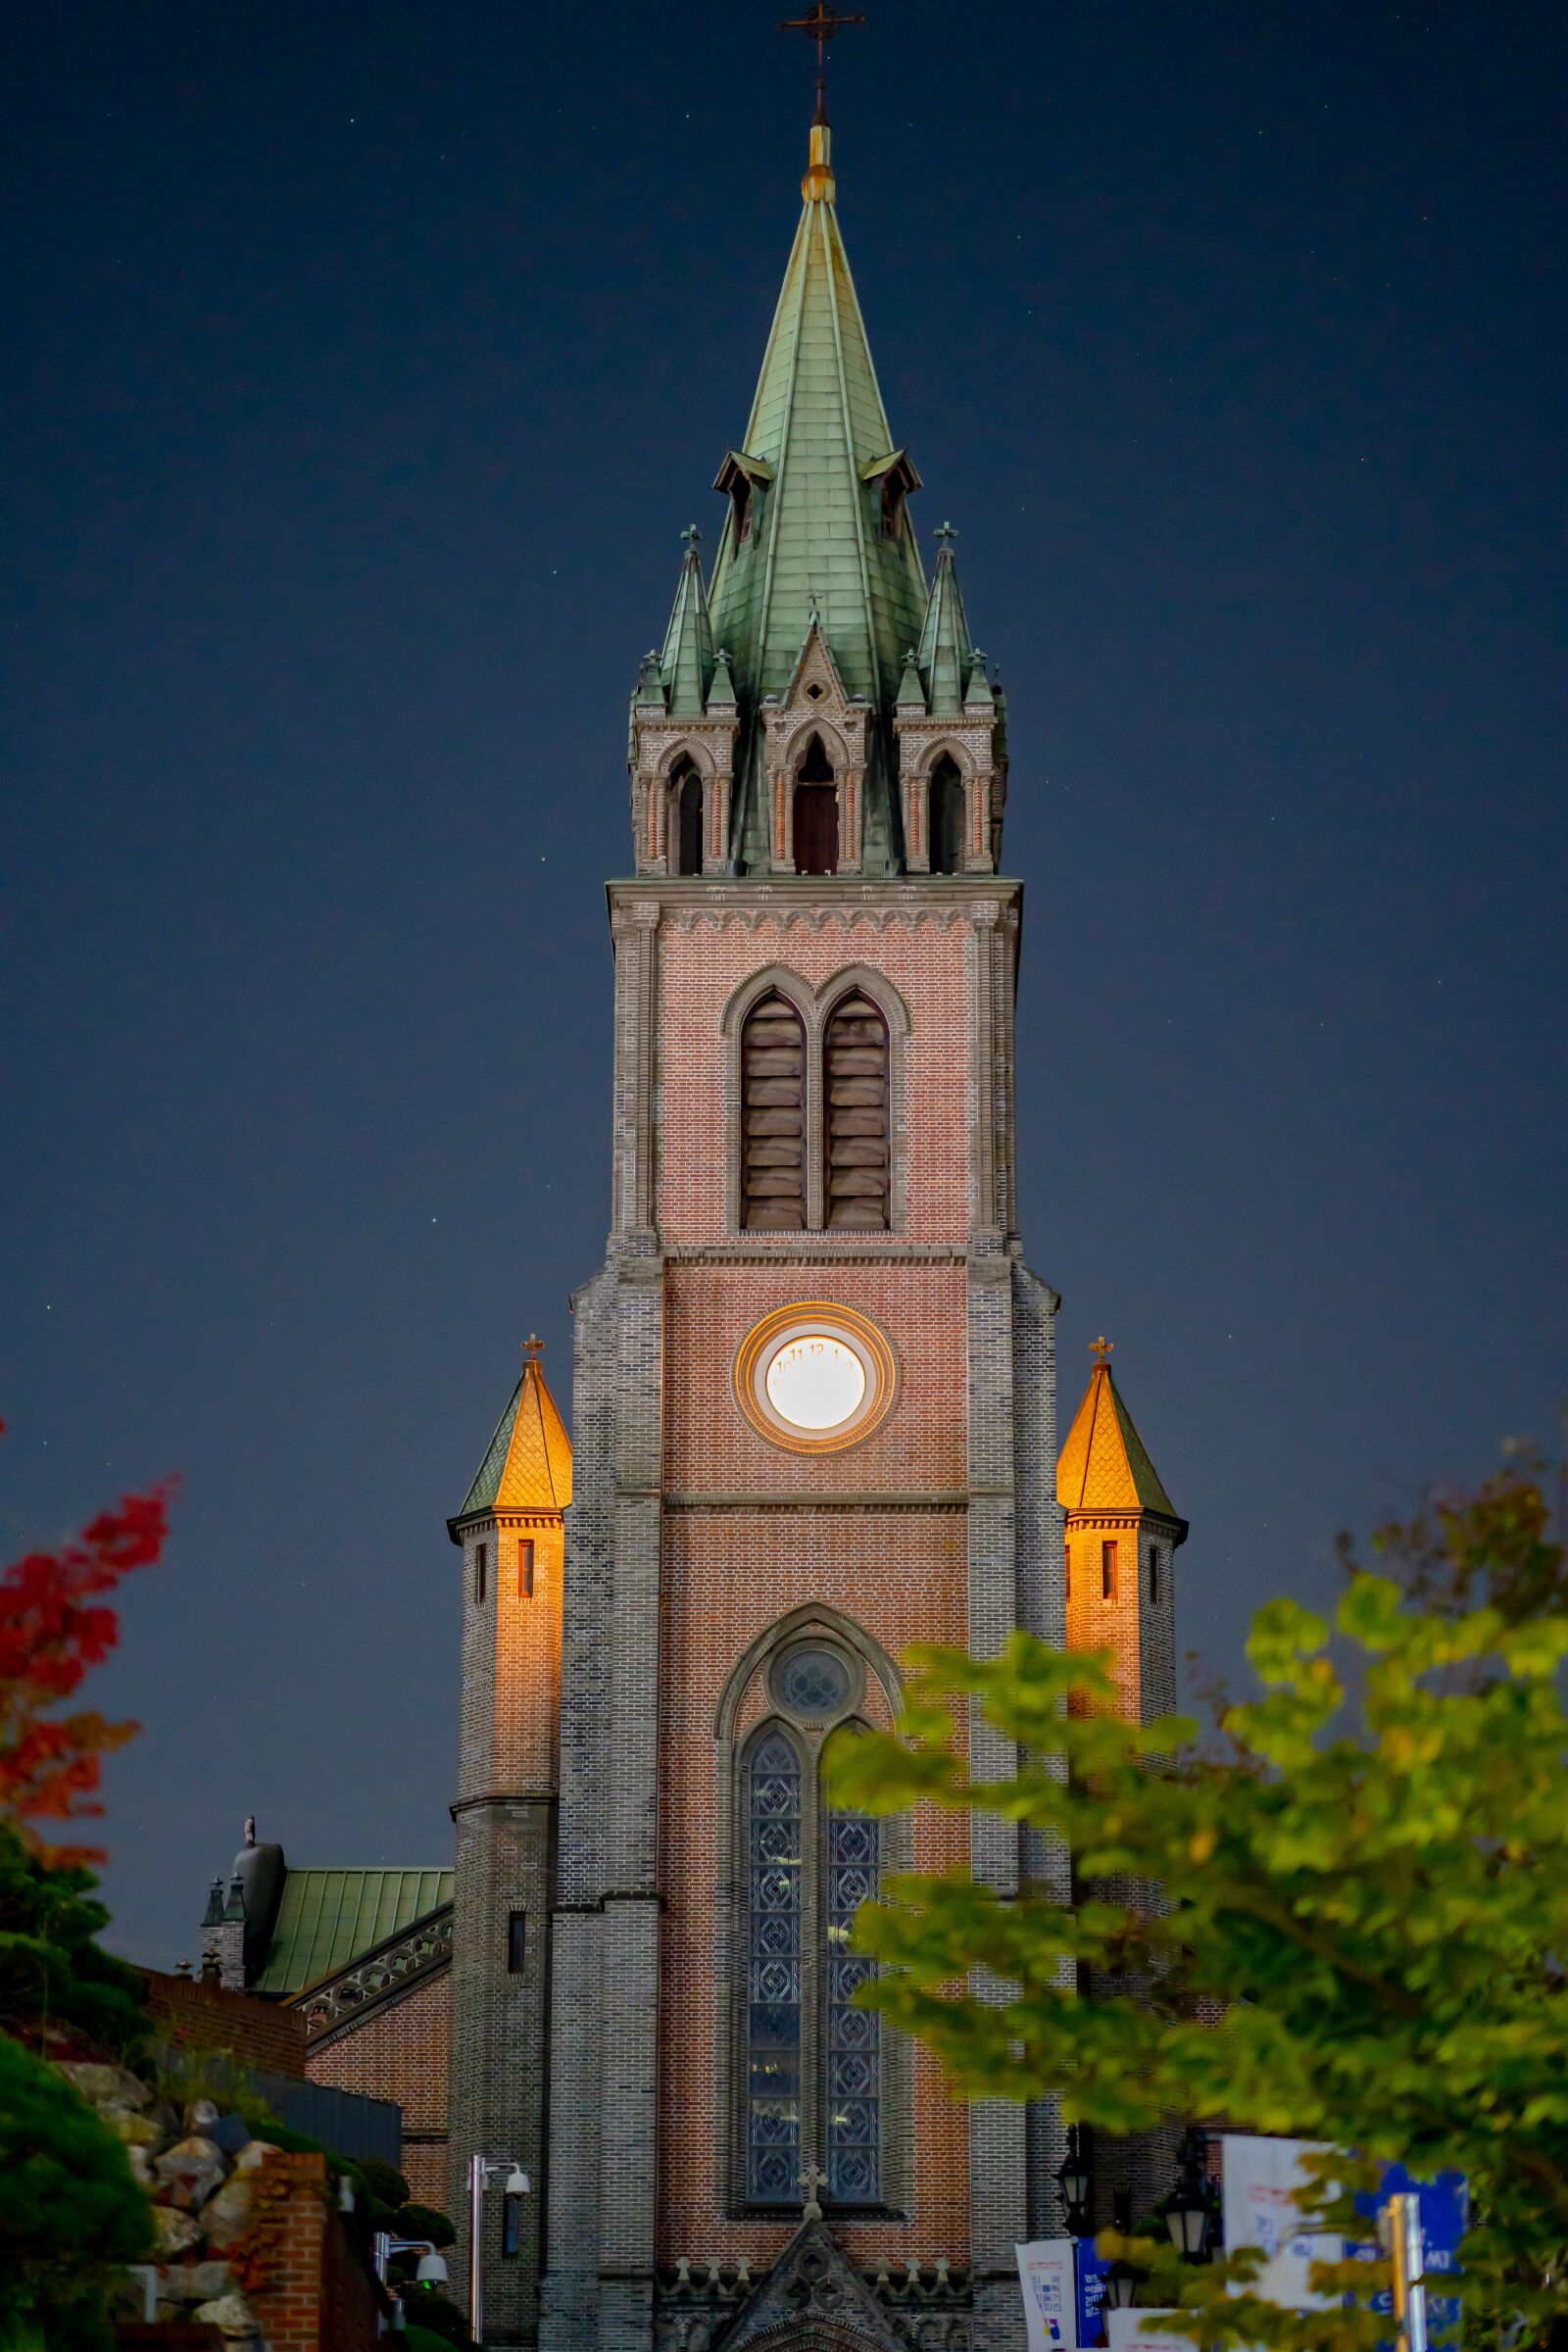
<box><xmin>730</xmin><ymin>472</ymin><xmax>754</xmax><ymax>545</ymax></box>
<box><xmin>929</xmin><ymin>757</ymin><xmax>964</xmax><ymax>876</ymax></box>
<box><xmin>880</xmin><ymin>474</ymin><xmax>906</xmax><ymax>539</ymax></box>
<box><xmin>741</xmin><ymin>993</ymin><xmax>807</xmax><ymax>1231</ymax></box>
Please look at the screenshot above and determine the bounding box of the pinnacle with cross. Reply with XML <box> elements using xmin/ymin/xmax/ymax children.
<box><xmin>1091</xmin><ymin>1336</ymin><xmax>1114</xmax><ymax>1365</ymax></box>
<box><xmin>799</xmin><ymin>2163</ymin><xmax>829</xmax><ymax>2220</ymax></box>
<box><xmin>680</xmin><ymin>522</ymin><xmax>702</xmax><ymax>554</ymax></box>
<box><xmin>523</xmin><ymin>1333</ymin><xmax>544</xmax><ymax>1365</ymax></box>
<box><xmin>935</xmin><ymin>518</ymin><xmax>958</xmax><ymax>549</ymax></box>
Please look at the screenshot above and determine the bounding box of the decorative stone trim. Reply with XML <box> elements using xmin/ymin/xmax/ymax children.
<box><xmin>292</xmin><ymin>1908</ymin><xmax>454</xmax><ymax>2044</ymax></box>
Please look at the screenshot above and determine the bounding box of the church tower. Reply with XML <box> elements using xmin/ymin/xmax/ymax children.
<box><xmin>537</xmin><ymin>106</ymin><xmax>1066</xmax><ymax>2352</ymax></box>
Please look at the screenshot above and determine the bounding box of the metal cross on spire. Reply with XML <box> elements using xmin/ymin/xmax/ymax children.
<box><xmin>523</xmin><ymin>1333</ymin><xmax>544</xmax><ymax>1364</ymax></box>
<box><xmin>779</xmin><ymin>1</ymin><xmax>867</xmax><ymax>123</ymax></box>
<box><xmin>1090</xmin><ymin>1336</ymin><xmax>1114</xmax><ymax>1365</ymax></box>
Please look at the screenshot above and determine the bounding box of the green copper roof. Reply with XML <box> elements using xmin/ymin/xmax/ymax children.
<box><xmin>708</xmin><ymin>123</ymin><xmax>927</xmax><ymax>710</ymax></box>
<box><xmin>253</xmin><ymin>1868</ymin><xmax>453</xmax><ymax>1996</ymax></box>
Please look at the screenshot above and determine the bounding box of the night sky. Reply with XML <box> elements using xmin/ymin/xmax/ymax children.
<box><xmin>4</xmin><ymin>3</ymin><xmax>1563</xmax><ymax>1968</ymax></box>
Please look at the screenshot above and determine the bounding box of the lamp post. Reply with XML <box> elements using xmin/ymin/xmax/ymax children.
<box><xmin>1163</xmin><ymin>2130</ymin><xmax>1220</xmax><ymax>2264</ymax></box>
<box><xmin>467</xmin><ymin>2155</ymin><xmax>531</xmax><ymax>2342</ymax></box>
<box><xmin>1054</xmin><ymin>2126</ymin><xmax>1093</xmax><ymax>2240</ymax></box>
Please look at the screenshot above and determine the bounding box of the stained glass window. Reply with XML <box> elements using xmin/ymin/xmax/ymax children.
<box><xmin>825</xmin><ymin>1805</ymin><xmax>880</xmax><ymax>2202</ymax></box>
<box><xmin>772</xmin><ymin>1644</ymin><xmax>852</xmax><ymax>1718</ymax></box>
<box><xmin>747</xmin><ymin>1732</ymin><xmax>802</xmax><ymax>2202</ymax></box>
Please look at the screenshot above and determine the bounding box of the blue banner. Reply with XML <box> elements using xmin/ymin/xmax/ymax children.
<box><xmin>1348</xmin><ymin>2164</ymin><xmax>1467</xmax><ymax>2346</ymax></box>
<box><xmin>1074</xmin><ymin>2236</ymin><xmax>1112</xmax><ymax>2349</ymax></box>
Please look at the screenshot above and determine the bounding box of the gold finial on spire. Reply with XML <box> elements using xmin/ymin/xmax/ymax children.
<box><xmin>523</xmin><ymin>1333</ymin><xmax>544</xmax><ymax>1365</ymax></box>
<box><xmin>1090</xmin><ymin>1336</ymin><xmax>1114</xmax><ymax>1366</ymax></box>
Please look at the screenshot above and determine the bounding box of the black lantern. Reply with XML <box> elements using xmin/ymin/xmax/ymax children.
<box><xmin>1102</xmin><ymin>2254</ymin><xmax>1141</xmax><ymax>2311</ymax></box>
<box><xmin>1164</xmin><ymin>2129</ymin><xmax>1218</xmax><ymax>2262</ymax></box>
<box><xmin>1054</xmin><ymin>2126</ymin><xmax>1092</xmax><ymax>2237</ymax></box>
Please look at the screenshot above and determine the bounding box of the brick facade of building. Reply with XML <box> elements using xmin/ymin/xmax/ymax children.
<box><xmin>306</xmin><ymin>1968</ymin><xmax>452</xmax><ymax>2208</ymax></box>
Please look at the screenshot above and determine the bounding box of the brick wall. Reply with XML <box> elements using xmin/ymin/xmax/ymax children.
<box><xmin>248</xmin><ymin>2151</ymin><xmax>387</xmax><ymax>2352</ymax></box>
<box><xmin>140</xmin><ymin>1969</ymin><xmax>308</xmax><ymax>2079</ymax></box>
<box><xmin>306</xmin><ymin>1967</ymin><xmax>451</xmax><ymax>2210</ymax></box>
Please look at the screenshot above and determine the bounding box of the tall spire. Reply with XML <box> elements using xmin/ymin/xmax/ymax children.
<box><xmin>707</xmin><ymin>117</ymin><xmax>926</xmax><ymax>713</ymax></box>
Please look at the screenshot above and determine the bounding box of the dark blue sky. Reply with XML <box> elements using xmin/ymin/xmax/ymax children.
<box><xmin>4</xmin><ymin>2</ymin><xmax>1563</xmax><ymax>1967</ymax></box>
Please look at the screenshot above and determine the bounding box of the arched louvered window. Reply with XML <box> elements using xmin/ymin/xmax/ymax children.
<box><xmin>823</xmin><ymin>994</ymin><xmax>890</xmax><ymax>1231</ymax></box>
<box><xmin>929</xmin><ymin>755</ymin><xmax>965</xmax><ymax>876</ymax></box>
<box><xmin>746</xmin><ymin>1731</ymin><xmax>803</xmax><ymax>2202</ymax></box>
<box><xmin>674</xmin><ymin>763</ymin><xmax>704</xmax><ymax>876</ymax></box>
<box><xmin>741</xmin><ymin>993</ymin><xmax>807</xmax><ymax>1230</ymax></box>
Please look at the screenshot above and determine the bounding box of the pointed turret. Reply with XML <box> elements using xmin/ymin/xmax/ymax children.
<box><xmin>450</xmin><ymin>1340</ymin><xmax>572</xmax><ymax>1533</ymax></box>
<box><xmin>1058</xmin><ymin>1342</ymin><xmax>1187</xmax><ymax>1728</ymax></box>
<box><xmin>660</xmin><ymin>525</ymin><xmax>716</xmax><ymax>718</ymax></box>
<box><xmin>1057</xmin><ymin>1347</ymin><xmax>1179</xmax><ymax>1520</ymax></box>
<box><xmin>912</xmin><ymin>525</ymin><xmax>976</xmax><ymax>715</ymax></box>
<box><xmin>707</xmin><ymin>121</ymin><xmax>927</xmax><ymax>715</ymax></box>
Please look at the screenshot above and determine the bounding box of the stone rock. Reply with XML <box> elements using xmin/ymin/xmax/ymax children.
<box><xmin>100</xmin><ymin>2100</ymin><xmax>162</xmax><ymax>2147</ymax></box>
<box><xmin>155</xmin><ymin>2133</ymin><xmax>227</xmax><ymax>2209</ymax></box>
<box><xmin>53</xmin><ymin>2060</ymin><xmax>122</xmax><ymax>2104</ymax></box>
<box><xmin>193</xmin><ymin>2291</ymin><xmax>262</xmax><ymax>2339</ymax></box>
<box><xmin>201</xmin><ymin>2173</ymin><xmax>257</xmax><ymax>2250</ymax></box>
<box><xmin>160</xmin><ymin>2262</ymin><xmax>235</xmax><ymax>2304</ymax></box>
<box><xmin>151</xmin><ymin>2204</ymin><xmax>204</xmax><ymax>2258</ymax></box>
<box><xmin>233</xmin><ymin>2138</ymin><xmax>280</xmax><ymax>2174</ymax></box>
<box><xmin>207</xmin><ymin>2109</ymin><xmax>252</xmax><ymax>2156</ymax></box>
<box><xmin>127</xmin><ymin>2144</ymin><xmax>156</xmax><ymax>2189</ymax></box>
<box><xmin>185</xmin><ymin>2097</ymin><xmax>220</xmax><ymax>2130</ymax></box>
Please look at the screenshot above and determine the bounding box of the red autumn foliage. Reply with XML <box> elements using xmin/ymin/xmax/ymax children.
<box><xmin>0</xmin><ymin>1421</ymin><xmax>175</xmax><ymax>1865</ymax></box>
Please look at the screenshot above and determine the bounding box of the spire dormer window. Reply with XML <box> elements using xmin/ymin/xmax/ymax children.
<box><xmin>793</xmin><ymin>734</ymin><xmax>839</xmax><ymax>876</ymax></box>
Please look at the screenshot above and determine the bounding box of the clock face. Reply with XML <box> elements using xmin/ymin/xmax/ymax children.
<box><xmin>734</xmin><ymin>1302</ymin><xmax>898</xmax><ymax>1453</ymax></box>
<box><xmin>763</xmin><ymin>1334</ymin><xmax>866</xmax><ymax>1432</ymax></box>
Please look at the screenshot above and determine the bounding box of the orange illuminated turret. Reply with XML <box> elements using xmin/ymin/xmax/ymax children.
<box><xmin>446</xmin><ymin>1336</ymin><xmax>571</xmax><ymax>2308</ymax></box>
<box><xmin>1057</xmin><ymin>1340</ymin><xmax>1186</xmax><ymax>1724</ymax></box>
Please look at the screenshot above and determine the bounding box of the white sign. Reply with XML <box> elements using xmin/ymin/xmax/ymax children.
<box><xmin>1105</xmin><ymin>2312</ymin><xmax>1189</xmax><ymax>2352</ymax></box>
<box><xmin>1015</xmin><ymin>2239</ymin><xmax>1078</xmax><ymax>2352</ymax></box>
<box><xmin>1222</xmin><ymin>2135</ymin><xmax>1342</xmax><ymax>2310</ymax></box>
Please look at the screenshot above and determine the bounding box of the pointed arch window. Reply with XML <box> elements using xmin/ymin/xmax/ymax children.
<box><xmin>741</xmin><ymin>1688</ymin><xmax>883</xmax><ymax>2209</ymax></box>
<box><xmin>740</xmin><ymin>993</ymin><xmax>807</xmax><ymax>1231</ymax></box>
<box><xmin>793</xmin><ymin>734</ymin><xmax>839</xmax><ymax>876</ymax></box>
<box><xmin>672</xmin><ymin>760</ymin><xmax>704</xmax><ymax>876</ymax></box>
<box><xmin>929</xmin><ymin>755</ymin><xmax>965</xmax><ymax>876</ymax></box>
<box><xmin>823</xmin><ymin>993</ymin><xmax>889</xmax><ymax>1231</ymax></box>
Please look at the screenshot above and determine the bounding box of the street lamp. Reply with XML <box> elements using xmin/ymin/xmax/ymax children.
<box><xmin>1054</xmin><ymin>2126</ymin><xmax>1093</xmax><ymax>2238</ymax></box>
<box><xmin>1163</xmin><ymin>2130</ymin><xmax>1219</xmax><ymax>2262</ymax></box>
<box><xmin>468</xmin><ymin>2154</ymin><xmax>531</xmax><ymax>2341</ymax></box>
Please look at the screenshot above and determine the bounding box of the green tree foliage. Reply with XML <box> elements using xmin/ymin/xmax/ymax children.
<box><xmin>0</xmin><ymin>1821</ymin><xmax>149</xmax><ymax>2056</ymax></box>
<box><xmin>0</xmin><ymin>2032</ymin><xmax>151</xmax><ymax>2350</ymax></box>
<box><xmin>825</xmin><ymin>1465</ymin><xmax>1568</xmax><ymax>2348</ymax></box>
